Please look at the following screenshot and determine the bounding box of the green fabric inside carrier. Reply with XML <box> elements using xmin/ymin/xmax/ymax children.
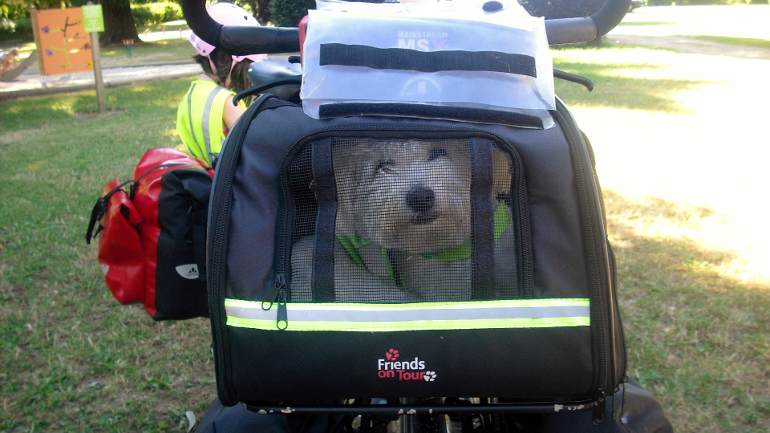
<box><xmin>337</xmin><ymin>201</ymin><xmax>513</xmax><ymax>276</ymax></box>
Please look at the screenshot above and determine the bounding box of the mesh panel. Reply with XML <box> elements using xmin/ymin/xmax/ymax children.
<box><xmin>288</xmin><ymin>145</ymin><xmax>317</xmax><ymax>240</ymax></box>
<box><xmin>288</xmin><ymin>145</ymin><xmax>317</xmax><ymax>302</ymax></box>
<box><xmin>289</xmin><ymin>137</ymin><xmax>517</xmax><ymax>303</ymax></box>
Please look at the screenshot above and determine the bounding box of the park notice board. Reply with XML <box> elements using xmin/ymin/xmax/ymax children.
<box><xmin>32</xmin><ymin>7</ymin><xmax>93</xmax><ymax>76</ymax></box>
<box><xmin>82</xmin><ymin>5</ymin><xmax>105</xmax><ymax>33</ymax></box>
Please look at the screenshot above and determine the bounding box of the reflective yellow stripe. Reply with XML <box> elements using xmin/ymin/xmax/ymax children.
<box><xmin>224</xmin><ymin>299</ymin><xmax>590</xmax><ymax>332</ymax></box>
<box><xmin>227</xmin><ymin>316</ymin><xmax>590</xmax><ymax>332</ymax></box>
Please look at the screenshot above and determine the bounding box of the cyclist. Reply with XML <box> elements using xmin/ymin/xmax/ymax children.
<box><xmin>176</xmin><ymin>2</ymin><xmax>266</xmax><ymax>165</ymax></box>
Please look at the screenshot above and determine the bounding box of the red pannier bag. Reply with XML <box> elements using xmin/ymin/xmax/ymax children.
<box><xmin>87</xmin><ymin>148</ymin><xmax>214</xmax><ymax>320</ymax></box>
<box><xmin>86</xmin><ymin>179</ymin><xmax>145</xmax><ymax>305</ymax></box>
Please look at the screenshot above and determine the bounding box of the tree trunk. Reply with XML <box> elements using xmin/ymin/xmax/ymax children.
<box><xmin>254</xmin><ymin>0</ymin><xmax>272</xmax><ymax>25</ymax></box>
<box><xmin>98</xmin><ymin>0</ymin><xmax>140</xmax><ymax>47</ymax></box>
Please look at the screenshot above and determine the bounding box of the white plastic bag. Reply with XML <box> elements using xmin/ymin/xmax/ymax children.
<box><xmin>301</xmin><ymin>0</ymin><xmax>554</xmax><ymax>122</ymax></box>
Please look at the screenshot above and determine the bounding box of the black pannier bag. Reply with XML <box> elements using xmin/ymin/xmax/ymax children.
<box><xmin>207</xmin><ymin>95</ymin><xmax>626</xmax><ymax>415</ymax></box>
<box><xmin>153</xmin><ymin>166</ymin><xmax>213</xmax><ymax>320</ymax></box>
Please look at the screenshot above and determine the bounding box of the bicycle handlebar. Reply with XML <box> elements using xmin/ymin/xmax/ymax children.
<box><xmin>181</xmin><ymin>0</ymin><xmax>629</xmax><ymax>54</ymax></box>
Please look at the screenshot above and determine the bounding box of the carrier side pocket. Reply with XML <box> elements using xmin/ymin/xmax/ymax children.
<box><xmin>208</xmin><ymin>95</ymin><xmax>277</xmax><ymax>406</ymax></box>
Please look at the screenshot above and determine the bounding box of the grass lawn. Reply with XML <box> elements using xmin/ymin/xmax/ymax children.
<box><xmin>99</xmin><ymin>38</ymin><xmax>197</xmax><ymax>67</ymax></box>
<box><xmin>0</xmin><ymin>80</ymin><xmax>215</xmax><ymax>432</ymax></box>
<box><xmin>1</xmin><ymin>43</ymin><xmax>769</xmax><ymax>432</ymax></box>
<box><xmin>553</xmin><ymin>44</ymin><xmax>770</xmax><ymax>432</ymax></box>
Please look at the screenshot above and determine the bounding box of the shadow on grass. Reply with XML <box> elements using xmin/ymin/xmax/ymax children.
<box><xmin>0</xmin><ymin>79</ymin><xmax>189</xmax><ymax>134</ymax></box>
<box><xmin>0</xmin><ymin>92</ymin><xmax>103</xmax><ymax>132</ymax></box>
<box><xmin>554</xmin><ymin>60</ymin><xmax>710</xmax><ymax>114</ymax></box>
<box><xmin>603</xmin><ymin>189</ymin><xmax>769</xmax><ymax>432</ymax></box>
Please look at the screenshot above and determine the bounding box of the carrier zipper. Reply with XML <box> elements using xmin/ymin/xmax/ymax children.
<box><xmin>274</xmin><ymin>124</ymin><xmax>534</xmax><ymax>299</ymax></box>
<box><xmin>588</xmin><ymin>130</ymin><xmax>627</xmax><ymax>385</ymax></box>
<box><xmin>609</xmin><ymin>244</ymin><xmax>628</xmax><ymax>383</ymax></box>
<box><xmin>262</xmin><ymin>273</ymin><xmax>289</xmax><ymax>330</ymax></box>
<box><xmin>276</xmin><ymin>287</ymin><xmax>288</xmax><ymax>330</ymax></box>
<box><xmin>554</xmin><ymin>103</ymin><xmax>608</xmax><ymax>391</ymax></box>
<box><xmin>262</xmin><ymin>273</ymin><xmax>286</xmax><ymax>310</ymax></box>
<box><xmin>553</xmin><ymin>99</ymin><xmax>615</xmax><ymax>401</ymax></box>
<box><xmin>208</xmin><ymin>95</ymin><xmax>274</xmax><ymax>404</ymax></box>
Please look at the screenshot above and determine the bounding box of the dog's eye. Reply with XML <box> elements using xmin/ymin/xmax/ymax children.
<box><xmin>375</xmin><ymin>160</ymin><xmax>395</xmax><ymax>174</ymax></box>
<box><xmin>428</xmin><ymin>147</ymin><xmax>448</xmax><ymax>161</ymax></box>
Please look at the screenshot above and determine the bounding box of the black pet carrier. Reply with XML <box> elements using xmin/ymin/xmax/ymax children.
<box><xmin>180</xmin><ymin>0</ymin><xmax>631</xmax><ymax>422</ymax></box>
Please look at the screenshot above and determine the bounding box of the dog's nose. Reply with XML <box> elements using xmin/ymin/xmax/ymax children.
<box><xmin>406</xmin><ymin>187</ymin><xmax>435</xmax><ymax>213</ymax></box>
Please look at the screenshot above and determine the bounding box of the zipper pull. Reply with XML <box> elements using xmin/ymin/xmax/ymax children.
<box><xmin>262</xmin><ymin>273</ymin><xmax>286</xmax><ymax>310</ymax></box>
<box><xmin>593</xmin><ymin>388</ymin><xmax>607</xmax><ymax>425</ymax></box>
<box><xmin>276</xmin><ymin>287</ymin><xmax>288</xmax><ymax>331</ymax></box>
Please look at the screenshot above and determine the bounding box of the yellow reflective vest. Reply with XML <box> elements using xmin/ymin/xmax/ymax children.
<box><xmin>176</xmin><ymin>79</ymin><xmax>246</xmax><ymax>164</ymax></box>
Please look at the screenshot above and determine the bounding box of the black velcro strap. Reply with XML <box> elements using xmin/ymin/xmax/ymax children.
<box><xmin>320</xmin><ymin>43</ymin><xmax>537</xmax><ymax>77</ymax></box>
<box><xmin>85</xmin><ymin>179</ymin><xmax>135</xmax><ymax>244</ymax></box>
<box><xmin>85</xmin><ymin>198</ymin><xmax>106</xmax><ymax>245</ymax></box>
<box><xmin>311</xmin><ymin>138</ymin><xmax>337</xmax><ymax>302</ymax></box>
<box><xmin>470</xmin><ymin>139</ymin><xmax>495</xmax><ymax>299</ymax></box>
<box><xmin>318</xmin><ymin>103</ymin><xmax>544</xmax><ymax>129</ymax></box>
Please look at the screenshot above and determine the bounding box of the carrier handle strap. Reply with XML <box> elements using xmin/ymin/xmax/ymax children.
<box><xmin>554</xmin><ymin>69</ymin><xmax>594</xmax><ymax>91</ymax></box>
<box><xmin>311</xmin><ymin>138</ymin><xmax>338</xmax><ymax>302</ymax></box>
<box><xmin>470</xmin><ymin>139</ymin><xmax>496</xmax><ymax>299</ymax></box>
<box><xmin>320</xmin><ymin>44</ymin><xmax>537</xmax><ymax>77</ymax></box>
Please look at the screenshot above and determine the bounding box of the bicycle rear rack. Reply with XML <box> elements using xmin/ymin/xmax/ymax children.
<box><xmin>246</xmin><ymin>400</ymin><xmax>596</xmax><ymax>416</ymax></box>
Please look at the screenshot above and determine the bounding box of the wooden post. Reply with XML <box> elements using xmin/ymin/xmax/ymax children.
<box><xmin>29</xmin><ymin>7</ymin><xmax>46</xmax><ymax>77</ymax></box>
<box><xmin>85</xmin><ymin>2</ymin><xmax>106</xmax><ymax>114</ymax></box>
<box><xmin>90</xmin><ymin>31</ymin><xmax>106</xmax><ymax>114</ymax></box>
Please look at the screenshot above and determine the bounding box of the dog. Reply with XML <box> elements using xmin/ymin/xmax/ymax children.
<box><xmin>290</xmin><ymin>139</ymin><xmax>517</xmax><ymax>302</ymax></box>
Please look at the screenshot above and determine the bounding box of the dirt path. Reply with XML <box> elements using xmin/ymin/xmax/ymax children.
<box><xmin>605</xmin><ymin>33</ymin><xmax>770</xmax><ymax>59</ymax></box>
<box><xmin>607</xmin><ymin>5</ymin><xmax>770</xmax><ymax>59</ymax></box>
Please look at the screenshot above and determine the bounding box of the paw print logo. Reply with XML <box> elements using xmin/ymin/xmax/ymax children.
<box><xmin>386</xmin><ymin>349</ymin><xmax>399</xmax><ymax>361</ymax></box>
<box><xmin>424</xmin><ymin>371</ymin><xmax>437</xmax><ymax>382</ymax></box>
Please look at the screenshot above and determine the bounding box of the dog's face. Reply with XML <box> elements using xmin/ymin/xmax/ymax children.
<box><xmin>333</xmin><ymin>139</ymin><xmax>511</xmax><ymax>254</ymax></box>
